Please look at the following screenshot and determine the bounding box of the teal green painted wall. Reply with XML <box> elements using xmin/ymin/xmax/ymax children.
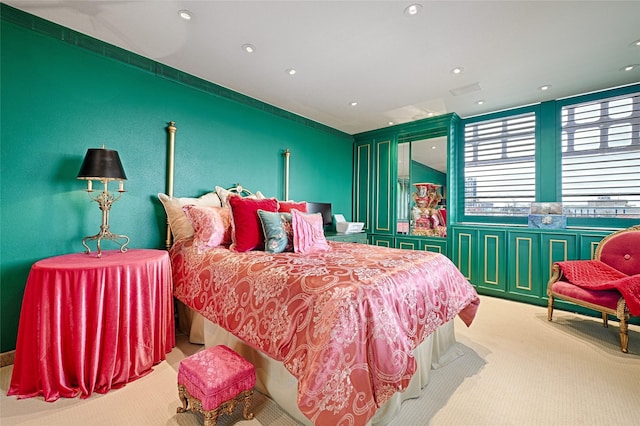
<box><xmin>0</xmin><ymin>12</ymin><xmax>353</xmax><ymax>352</ymax></box>
<box><xmin>410</xmin><ymin>161</ymin><xmax>446</xmax><ymax>188</ymax></box>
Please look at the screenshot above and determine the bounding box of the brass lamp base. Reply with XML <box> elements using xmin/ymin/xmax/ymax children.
<box><xmin>82</xmin><ymin>228</ymin><xmax>130</xmax><ymax>258</ymax></box>
<box><xmin>82</xmin><ymin>185</ymin><xmax>130</xmax><ymax>258</ymax></box>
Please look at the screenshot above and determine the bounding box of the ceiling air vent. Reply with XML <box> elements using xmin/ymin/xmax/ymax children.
<box><xmin>450</xmin><ymin>82</ymin><xmax>482</xmax><ymax>97</ymax></box>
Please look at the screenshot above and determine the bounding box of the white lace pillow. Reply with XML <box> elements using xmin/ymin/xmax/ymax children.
<box><xmin>216</xmin><ymin>185</ymin><xmax>265</xmax><ymax>207</ymax></box>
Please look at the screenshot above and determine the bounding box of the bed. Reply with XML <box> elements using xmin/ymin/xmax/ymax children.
<box><xmin>160</xmin><ymin>122</ymin><xmax>480</xmax><ymax>425</ymax></box>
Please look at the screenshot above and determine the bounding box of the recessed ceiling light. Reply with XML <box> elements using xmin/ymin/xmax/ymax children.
<box><xmin>476</xmin><ymin>100</ymin><xmax>485</xmax><ymax>105</ymax></box>
<box><xmin>178</xmin><ymin>10</ymin><xmax>192</xmax><ymax>20</ymax></box>
<box><xmin>403</xmin><ymin>4</ymin><xmax>423</xmax><ymax>17</ymax></box>
<box><xmin>621</xmin><ymin>64</ymin><xmax>638</xmax><ymax>71</ymax></box>
<box><xmin>241</xmin><ymin>44</ymin><xmax>255</xmax><ymax>53</ymax></box>
<box><xmin>539</xmin><ymin>85</ymin><xmax>551</xmax><ymax>91</ymax></box>
<box><xmin>350</xmin><ymin>101</ymin><xmax>358</xmax><ymax>107</ymax></box>
<box><xmin>388</xmin><ymin>121</ymin><xmax>394</xmax><ymax>126</ymax></box>
<box><xmin>451</xmin><ymin>67</ymin><xmax>463</xmax><ymax>75</ymax></box>
<box><xmin>632</xmin><ymin>39</ymin><xmax>640</xmax><ymax>47</ymax></box>
<box><xmin>431</xmin><ymin>146</ymin><xmax>437</xmax><ymax>150</ymax></box>
<box><xmin>286</xmin><ymin>68</ymin><xmax>296</xmax><ymax>75</ymax></box>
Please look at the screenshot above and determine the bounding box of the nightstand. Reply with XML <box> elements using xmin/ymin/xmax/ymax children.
<box><xmin>9</xmin><ymin>249</ymin><xmax>175</xmax><ymax>401</ymax></box>
<box><xmin>325</xmin><ymin>232</ymin><xmax>368</xmax><ymax>244</ymax></box>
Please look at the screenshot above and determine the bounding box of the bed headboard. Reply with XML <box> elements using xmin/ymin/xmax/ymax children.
<box><xmin>163</xmin><ymin>121</ymin><xmax>291</xmax><ymax>249</ymax></box>
<box><xmin>165</xmin><ymin>122</ymin><xmax>177</xmax><ymax>250</ymax></box>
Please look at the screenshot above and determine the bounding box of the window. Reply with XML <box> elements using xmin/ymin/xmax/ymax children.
<box><xmin>561</xmin><ymin>92</ymin><xmax>640</xmax><ymax>218</ymax></box>
<box><xmin>464</xmin><ymin>113</ymin><xmax>536</xmax><ymax>216</ymax></box>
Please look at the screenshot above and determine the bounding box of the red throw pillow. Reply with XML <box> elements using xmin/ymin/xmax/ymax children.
<box><xmin>278</xmin><ymin>201</ymin><xmax>307</xmax><ymax>213</ymax></box>
<box><xmin>228</xmin><ymin>196</ymin><xmax>278</xmax><ymax>252</ymax></box>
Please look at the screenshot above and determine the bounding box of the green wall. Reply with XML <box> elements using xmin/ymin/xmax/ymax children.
<box><xmin>410</xmin><ymin>161</ymin><xmax>446</xmax><ymax>189</ymax></box>
<box><xmin>0</xmin><ymin>8</ymin><xmax>354</xmax><ymax>352</ymax></box>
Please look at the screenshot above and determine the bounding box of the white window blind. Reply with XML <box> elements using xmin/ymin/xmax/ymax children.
<box><xmin>464</xmin><ymin>113</ymin><xmax>536</xmax><ymax>216</ymax></box>
<box><xmin>561</xmin><ymin>92</ymin><xmax>640</xmax><ymax>218</ymax></box>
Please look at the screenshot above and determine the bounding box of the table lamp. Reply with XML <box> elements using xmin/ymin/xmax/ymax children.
<box><xmin>77</xmin><ymin>147</ymin><xmax>130</xmax><ymax>257</ymax></box>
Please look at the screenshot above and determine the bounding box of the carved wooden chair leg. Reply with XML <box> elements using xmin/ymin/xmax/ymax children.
<box><xmin>619</xmin><ymin>318</ymin><xmax>629</xmax><ymax>353</ymax></box>
<box><xmin>547</xmin><ymin>294</ymin><xmax>554</xmax><ymax>321</ymax></box>
<box><xmin>601</xmin><ymin>312</ymin><xmax>608</xmax><ymax>327</ymax></box>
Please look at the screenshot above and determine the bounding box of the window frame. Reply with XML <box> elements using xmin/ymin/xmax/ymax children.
<box><xmin>458</xmin><ymin>104</ymin><xmax>540</xmax><ymax>225</ymax></box>
<box><xmin>457</xmin><ymin>83</ymin><xmax>640</xmax><ymax>229</ymax></box>
<box><xmin>554</xmin><ymin>84</ymin><xmax>640</xmax><ymax>229</ymax></box>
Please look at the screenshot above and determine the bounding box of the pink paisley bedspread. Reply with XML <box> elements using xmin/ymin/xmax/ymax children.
<box><xmin>171</xmin><ymin>238</ymin><xmax>479</xmax><ymax>425</ymax></box>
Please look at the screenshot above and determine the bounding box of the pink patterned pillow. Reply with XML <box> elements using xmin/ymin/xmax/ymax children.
<box><xmin>182</xmin><ymin>205</ymin><xmax>231</xmax><ymax>251</ymax></box>
<box><xmin>228</xmin><ymin>196</ymin><xmax>279</xmax><ymax>252</ymax></box>
<box><xmin>290</xmin><ymin>209</ymin><xmax>330</xmax><ymax>253</ymax></box>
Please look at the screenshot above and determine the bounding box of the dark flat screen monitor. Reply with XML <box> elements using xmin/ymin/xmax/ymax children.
<box><xmin>306</xmin><ymin>202</ymin><xmax>332</xmax><ymax>227</ymax></box>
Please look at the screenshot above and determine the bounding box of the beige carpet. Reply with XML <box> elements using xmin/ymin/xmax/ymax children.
<box><xmin>1</xmin><ymin>295</ymin><xmax>639</xmax><ymax>425</ymax></box>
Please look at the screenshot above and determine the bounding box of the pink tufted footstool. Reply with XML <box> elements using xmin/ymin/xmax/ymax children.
<box><xmin>177</xmin><ymin>345</ymin><xmax>256</xmax><ymax>426</ymax></box>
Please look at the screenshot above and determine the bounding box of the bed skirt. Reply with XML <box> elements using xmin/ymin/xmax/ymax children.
<box><xmin>202</xmin><ymin>317</ymin><xmax>462</xmax><ymax>425</ymax></box>
<box><xmin>176</xmin><ymin>300</ymin><xmax>205</xmax><ymax>344</ymax></box>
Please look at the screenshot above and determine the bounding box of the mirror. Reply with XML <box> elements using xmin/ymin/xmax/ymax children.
<box><xmin>397</xmin><ymin>136</ymin><xmax>447</xmax><ymax>237</ymax></box>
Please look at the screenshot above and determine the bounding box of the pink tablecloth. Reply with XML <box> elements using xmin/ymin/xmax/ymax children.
<box><xmin>8</xmin><ymin>249</ymin><xmax>175</xmax><ymax>401</ymax></box>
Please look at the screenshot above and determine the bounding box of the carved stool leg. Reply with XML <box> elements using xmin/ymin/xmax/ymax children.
<box><xmin>177</xmin><ymin>384</ymin><xmax>188</xmax><ymax>413</ymax></box>
<box><xmin>602</xmin><ymin>312</ymin><xmax>608</xmax><ymax>327</ymax></box>
<box><xmin>242</xmin><ymin>390</ymin><xmax>255</xmax><ymax>420</ymax></box>
<box><xmin>203</xmin><ymin>409</ymin><xmax>220</xmax><ymax>426</ymax></box>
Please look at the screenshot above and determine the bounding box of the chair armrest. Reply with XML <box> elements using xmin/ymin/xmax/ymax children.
<box><xmin>547</xmin><ymin>264</ymin><xmax>563</xmax><ymax>297</ymax></box>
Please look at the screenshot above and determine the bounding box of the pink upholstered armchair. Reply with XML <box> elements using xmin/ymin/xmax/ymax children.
<box><xmin>547</xmin><ymin>225</ymin><xmax>640</xmax><ymax>353</ymax></box>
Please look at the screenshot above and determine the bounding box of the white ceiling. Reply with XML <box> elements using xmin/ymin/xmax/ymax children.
<box><xmin>6</xmin><ymin>0</ymin><xmax>640</xmax><ymax>136</ymax></box>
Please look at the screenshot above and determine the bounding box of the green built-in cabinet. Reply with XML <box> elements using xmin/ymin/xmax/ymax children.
<box><xmin>353</xmin><ymin>113</ymin><xmax>458</xmax><ymax>256</ymax></box>
<box><xmin>451</xmin><ymin>224</ymin><xmax>611</xmax><ymax>306</ymax></box>
<box><xmin>351</xmin><ymin>92</ymin><xmax>640</xmax><ymax>325</ymax></box>
<box><xmin>354</xmin><ymin>137</ymin><xmax>394</xmax><ymax>235</ymax></box>
<box><xmin>368</xmin><ymin>234</ymin><xmax>448</xmax><ymax>253</ymax></box>
<box><xmin>325</xmin><ymin>232</ymin><xmax>368</xmax><ymax>244</ymax></box>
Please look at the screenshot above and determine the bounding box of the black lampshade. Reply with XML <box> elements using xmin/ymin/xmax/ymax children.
<box><xmin>77</xmin><ymin>148</ymin><xmax>127</xmax><ymax>180</ymax></box>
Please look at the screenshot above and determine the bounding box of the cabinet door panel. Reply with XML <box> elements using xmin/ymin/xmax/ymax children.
<box><xmin>478</xmin><ymin>230</ymin><xmax>506</xmax><ymax>292</ymax></box>
<box><xmin>579</xmin><ymin>233</ymin><xmax>609</xmax><ymax>259</ymax></box>
<box><xmin>374</xmin><ymin>140</ymin><xmax>393</xmax><ymax>234</ymax></box>
<box><xmin>507</xmin><ymin>232</ymin><xmax>540</xmax><ymax>298</ymax></box>
<box><xmin>371</xmin><ymin>235</ymin><xmax>394</xmax><ymax>247</ymax></box>
<box><xmin>395</xmin><ymin>237</ymin><xmax>419</xmax><ymax>250</ymax></box>
<box><xmin>354</xmin><ymin>142</ymin><xmax>372</xmax><ymax>231</ymax></box>
<box><xmin>452</xmin><ymin>229</ymin><xmax>476</xmax><ymax>282</ymax></box>
<box><xmin>541</xmin><ymin>234</ymin><xmax>577</xmax><ymax>288</ymax></box>
<box><xmin>420</xmin><ymin>239</ymin><xmax>447</xmax><ymax>255</ymax></box>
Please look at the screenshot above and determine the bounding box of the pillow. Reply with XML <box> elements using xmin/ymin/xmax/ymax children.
<box><xmin>182</xmin><ymin>205</ymin><xmax>231</xmax><ymax>251</ymax></box>
<box><xmin>228</xmin><ymin>196</ymin><xmax>278</xmax><ymax>252</ymax></box>
<box><xmin>216</xmin><ymin>185</ymin><xmax>266</xmax><ymax>207</ymax></box>
<box><xmin>257</xmin><ymin>210</ymin><xmax>293</xmax><ymax>254</ymax></box>
<box><xmin>278</xmin><ymin>200</ymin><xmax>307</xmax><ymax>213</ymax></box>
<box><xmin>290</xmin><ymin>209</ymin><xmax>330</xmax><ymax>253</ymax></box>
<box><xmin>158</xmin><ymin>192</ymin><xmax>222</xmax><ymax>241</ymax></box>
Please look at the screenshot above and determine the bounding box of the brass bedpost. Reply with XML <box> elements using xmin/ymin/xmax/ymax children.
<box><xmin>283</xmin><ymin>148</ymin><xmax>290</xmax><ymax>201</ymax></box>
<box><xmin>166</xmin><ymin>121</ymin><xmax>177</xmax><ymax>250</ymax></box>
